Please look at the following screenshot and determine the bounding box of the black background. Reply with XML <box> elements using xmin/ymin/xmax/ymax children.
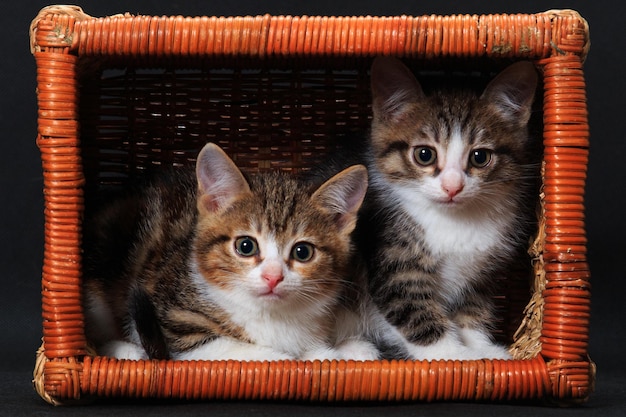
<box><xmin>2</xmin><ymin>0</ymin><xmax>625</xmax><ymax>415</ymax></box>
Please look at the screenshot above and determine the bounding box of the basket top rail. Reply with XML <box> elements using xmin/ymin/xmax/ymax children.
<box><xmin>30</xmin><ymin>6</ymin><xmax>589</xmax><ymax>63</ymax></box>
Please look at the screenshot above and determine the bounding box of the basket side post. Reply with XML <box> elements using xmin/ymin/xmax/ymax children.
<box><xmin>31</xmin><ymin>6</ymin><xmax>90</xmax><ymax>404</ymax></box>
<box><xmin>539</xmin><ymin>17</ymin><xmax>593</xmax><ymax>400</ymax></box>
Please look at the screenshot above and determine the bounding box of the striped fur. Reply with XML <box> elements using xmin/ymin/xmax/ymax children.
<box><xmin>359</xmin><ymin>57</ymin><xmax>540</xmax><ymax>359</ymax></box>
<box><xmin>83</xmin><ymin>143</ymin><xmax>378</xmax><ymax>361</ymax></box>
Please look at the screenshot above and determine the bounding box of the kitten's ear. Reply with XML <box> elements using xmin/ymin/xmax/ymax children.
<box><xmin>195</xmin><ymin>143</ymin><xmax>251</xmax><ymax>213</ymax></box>
<box><xmin>481</xmin><ymin>61</ymin><xmax>538</xmax><ymax>125</ymax></box>
<box><xmin>370</xmin><ymin>56</ymin><xmax>425</xmax><ymax>121</ymax></box>
<box><xmin>311</xmin><ymin>165</ymin><xmax>368</xmax><ymax>233</ymax></box>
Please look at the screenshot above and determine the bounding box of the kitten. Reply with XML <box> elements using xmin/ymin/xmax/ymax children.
<box><xmin>357</xmin><ymin>57</ymin><xmax>539</xmax><ymax>360</ymax></box>
<box><xmin>82</xmin><ymin>142</ymin><xmax>380</xmax><ymax>361</ymax></box>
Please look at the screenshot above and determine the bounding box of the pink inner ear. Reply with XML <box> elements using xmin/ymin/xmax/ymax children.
<box><xmin>199</xmin><ymin>193</ymin><xmax>222</xmax><ymax>213</ymax></box>
<box><xmin>195</xmin><ymin>143</ymin><xmax>251</xmax><ymax>213</ymax></box>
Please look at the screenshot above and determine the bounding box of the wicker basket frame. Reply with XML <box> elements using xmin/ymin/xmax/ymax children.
<box><xmin>30</xmin><ymin>6</ymin><xmax>592</xmax><ymax>405</ymax></box>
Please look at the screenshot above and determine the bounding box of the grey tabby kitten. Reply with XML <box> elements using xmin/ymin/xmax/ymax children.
<box><xmin>82</xmin><ymin>143</ymin><xmax>381</xmax><ymax>361</ymax></box>
<box><xmin>316</xmin><ymin>57</ymin><xmax>540</xmax><ymax>360</ymax></box>
<box><xmin>360</xmin><ymin>57</ymin><xmax>540</xmax><ymax>360</ymax></box>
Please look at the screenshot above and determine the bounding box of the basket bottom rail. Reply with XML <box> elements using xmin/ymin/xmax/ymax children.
<box><xmin>34</xmin><ymin>352</ymin><xmax>594</xmax><ymax>405</ymax></box>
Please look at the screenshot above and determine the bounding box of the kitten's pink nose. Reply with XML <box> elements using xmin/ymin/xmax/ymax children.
<box><xmin>443</xmin><ymin>183</ymin><xmax>464</xmax><ymax>198</ymax></box>
<box><xmin>262</xmin><ymin>262</ymin><xmax>284</xmax><ymax>290</ymax></box>
<box><xmin>262</xmin><ymin>272</ymin><xmax>284</xmax><ymax>290</ymax></box>
<box><xmin>441</xmin><ymin>170</ymin><xmax>464</xmax><ymax>198</ymax></box>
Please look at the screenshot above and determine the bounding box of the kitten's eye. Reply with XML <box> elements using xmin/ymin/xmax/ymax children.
<box><xmin>291</xmin><ymin>242</ymin><xmax>315</xmax><ymax>263</ymax></box>
<box><xmin>469</xmin><ymin>149</ymin><xmax>492</xmax><ymax>168</ymax></box>
<box><xmin>234</xmin><ymin>237</ymin><xmax>259</xmax><ymax>257</ymax></box>
<box><xmin>413</xmin><ymin>147</ymin><xmax>437</xmax><ymax>166</ymax></box>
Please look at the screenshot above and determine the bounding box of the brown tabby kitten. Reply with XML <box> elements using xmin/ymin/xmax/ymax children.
<box><xmin>82</xmin><ymin>143</ymin><xmax>379</xmax><ymax>361</ymax></box>
<box><xmin>357</xmin><ymin>57</ymin><xmax>540</xmax><ymax>360</ymax></box>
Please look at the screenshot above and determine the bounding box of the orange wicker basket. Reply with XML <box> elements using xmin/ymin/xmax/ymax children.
<box><xmin>30</xmin><ymin>5</ymin><xmax>592</xmax><ymax>406</ymax></box>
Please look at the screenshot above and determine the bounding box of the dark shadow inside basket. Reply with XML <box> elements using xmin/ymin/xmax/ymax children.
<box><xmin>78</xmin><ymin>56</ymin><xmax>544</xmax><ymax>355</ymax></box>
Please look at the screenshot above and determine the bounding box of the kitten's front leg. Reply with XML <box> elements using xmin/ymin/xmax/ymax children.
<box><xmin>374</xmin><ymin>273</ymin><xmax>494</xmax><ymax>360</ymax></box>
<box><xmin>372</xmin><ymin>259</ymin><xmax>505</xmax><ymax>359</ymax></box>
<box><xmin>380</xmin><ymin>302</ymin><xmax>479</xmax><ymax>360</ymax></box>
<box><xmin>173</xmin><ymin>338</ymin><xmax>295</xmax><ymax>361</ymax></box>
<box><xmin>399</xmin><ymin>323</ymin><xmax>511</xmax><ymax>360</ymax></box>
<box><xmin>373</xmin><ymin>270</ymin><xmax>456</xmax><ymax>357</ymax></box>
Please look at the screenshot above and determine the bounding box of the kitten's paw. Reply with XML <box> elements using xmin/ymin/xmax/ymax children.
<box><xmin>300</xmin><ymin>346</ymin><xmax>342</xmax><ymax>361</ymax></box>
<box><xmin>406</xmin><ymin>330</ymin><xmax>513</xmax><ymax>361</ymax></box>
<box><xmin>335</xmin><ymin>339</ymin><xmax>380</xmax><ymax>361</ymax></box>
<box><xmin>460</xmin><ymin>328</ymin><xmax>512</xmax><ymax>360</ymax></box>
<box><xmin>302</xmin><ymin>340</ymin><xmax>379</xmax><ymax>361</ymax></box>
<box><xmin>472</xmin><ymin>344</ymin><xmax>512</xmax><ymax>360</ymax></box>
<box><xmin>406</xmin><ymin>332</ymin><xmax>475</xmax><ymax>360</ymax></box>
<box><xmin>99</xmin><ymin>340</ymin><xmax>148</xmax><ymax>360</ymax></box>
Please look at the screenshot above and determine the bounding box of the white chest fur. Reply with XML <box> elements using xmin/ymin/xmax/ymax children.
<box><xmin>417</xmin><ymin>205</ymin><xmax>503</xmax><ymax>256</ymax></box>
<box><xmin>396</xmin><ymin>189</ymin><xmax>517</xmax><ymax>302</ymax></box>
<box><xmin>228</xmin><ymin>303</ymin><xmax>327</xmax><ymax>355</ymax></box>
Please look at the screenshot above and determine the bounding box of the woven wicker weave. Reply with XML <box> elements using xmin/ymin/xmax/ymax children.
<box><xmin>30</xmin><ymin>5</ymin><xmax>592</xmax><ymax>405</ymax></box>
